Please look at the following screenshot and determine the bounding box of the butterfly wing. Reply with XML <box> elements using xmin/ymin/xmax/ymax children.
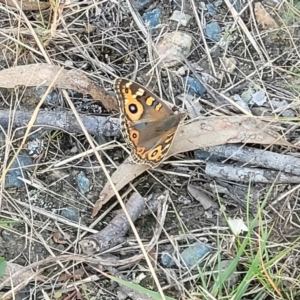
<box><xmin>115</xmin><ymin>78</ymin><xmax>181</xmax><ymax>167</ymax></box>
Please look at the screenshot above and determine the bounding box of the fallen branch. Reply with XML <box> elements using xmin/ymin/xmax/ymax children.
<box><xmin>80</xmin><ymin>192</ymin><xmax>162</xmax><ymax>254</ymax></box>
<box><xmin>205</xmin><ymin>162</ymin><xmax>300</xmax><ymax>183</ymax></box>
<box><xmin>206</xmin><ymin>144</ymin><xmax>300</xmax><ymax>176</ymax></box>
<box><xmin>0</xmin><ymin>110</ymin><xmax>120</xmax><ymax>137</ymax></box>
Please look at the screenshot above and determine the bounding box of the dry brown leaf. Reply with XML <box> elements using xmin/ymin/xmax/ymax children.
<box><xmin>254</xmin><ymin>3</ymin><xmax>279</xmax><ymax>29</ymax></box>
<box><xmin>52</xmin><ymin>230</ymin><xmax>71</xmax><ymax>244</ymax></box>
<box><xmin>0</xmin><ymin>0</ymin><xmax>50</xmax><ymax>11</ymax></box>
<box><xmin>0</xmin><ymin>261</ymin><xmax>45</xmax><ymax>288</ymax></box>
<box><xmin>0</xmin><ymin>64</ymin><xmax>118</xmax><ymax>111</ymax></box>
<box><xmin>188</xmin><ymin>184</ymin><xmax>218</xmax><ymax>210</ymax></box>
<box><xmin>92</xmin><ymin>116</ymin><xmax>293</xmax><ymax>216</ymax></box>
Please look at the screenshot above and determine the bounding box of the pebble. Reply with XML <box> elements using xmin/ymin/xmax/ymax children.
<box><xmin>241</xmin><ymin>88</ymin><xmax>253</xmax><ymax>103</ymax></box>
<box><xmin>5</xmin><ymin>152</ymin><xmax>33</xmax><ymax>188</ymax></box>
<box><xmin>206</xmin><ymin>3</ymin><xmax>217</xmax><ymax>16</ymax></box>
<box><xmin>177</xmin><ymin>65</ymin><xmax>189</xmax><ymax>76</ymax></box>
<box><xmin>254</xmin><ymin>2</ymin><xmax>278</xmax><ymax>29</ymax></box>
<box><xmin>157</xmin><ymin>31</ymin><xmax>193</xmax><ymax>67</ymax></box>
<box><xmin>161</xmin><ymin>251</ymin><xmax>175</xmax><ymax>267</ymax></box>
<box><xmin>181</xmin><ymin>242</ymin><xmax>211</xmax><ymax>267</ymax></box>
<box><xmin>77</xmin><ymin>171</ymin><xmax>90</xmax><ymax>195</ymax></box>
<box><xmin>142</xmin><ymin>8</ymin><xmax>161</xmax><ymax>29</ymax></box>
<box><xmin>34</xmin><ymin>86</ymin><xmax>60</xmax><ymax>107</ymax></box>
<box><xmin>170</xmin><ymin>10</ymin><xmax>192</xmax><ymax>26</ymax></box>
<box><xmin>281</xmin><ymin>110</ymin><xmax>295</xmax><ymax>118</ymax></box>
<box><xmin>161</xmin><ymin>242</ymin><xmax>211</xmax><ymax>268</ymax></box>
<box><xmin>60</xmin><ymin>207</ymin><xmax>80</xmax><ymax>223</ymax></box>
<box><xmin>271</xmin><ymin>99</ymin><xmax>295</xmax><ymax>118</ymax></box>
<box><xmin>184</xmin><ymin>76</ymin><xmax>206</xmax><ymax>96</ymax></box>
<box><xmin>205</xmin><ymin>21</ymin><xmax>221</xmax><ymax>42</ymax></box>
<box><xmin>251</xmin><ymin>90</ymin><xmax>266</xmax><ymax>106</ymax></box>
<box><xmin>27</xmin><ymin>138</ymin><xmax>44</xmax><ymax>158</ymax></box>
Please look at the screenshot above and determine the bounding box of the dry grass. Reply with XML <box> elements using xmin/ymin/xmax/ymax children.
<box><xmin>0</xmin><ymin>0</ymin><xmax>300</xmax><ymax>299</ymax></box>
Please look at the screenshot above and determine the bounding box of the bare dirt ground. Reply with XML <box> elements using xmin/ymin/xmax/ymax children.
<box><xmin>0</xmin><ymin>0</ymin><xmax>300</xmax><ymax>299</ymax></box>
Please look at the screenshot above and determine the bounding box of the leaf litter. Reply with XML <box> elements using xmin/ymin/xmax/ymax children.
<box><xmin>0</xmin><ymin>0</ymin><xmax>300</xmax><ymax>299</ymax></box>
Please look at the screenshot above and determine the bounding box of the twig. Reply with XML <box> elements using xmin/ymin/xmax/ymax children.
<box><xmin>80</xmin><ymin>192</ymin><xmax>161</xmax><ymax>254</ymax></box>
<box><xmin>205</xmin><ymin>161</ymin><xmax>300</xmax><ymax>183</ymax></box>
<box><xmin>0</xmin><ymin>110</ymin><xmax>120</xmax><ymax>137</ymax></box>
<box><xmin>206</xmin><ymin>144</ymin><xmax>300</xmax><ymax>176</ymax></box>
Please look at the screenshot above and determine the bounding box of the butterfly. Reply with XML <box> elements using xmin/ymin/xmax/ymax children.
<box><xmin>115</xmin><ymin>78</ymin><xmax>182</xmax><ymax>167</ymax></box>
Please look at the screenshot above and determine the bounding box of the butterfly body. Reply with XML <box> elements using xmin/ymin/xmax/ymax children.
<box><xmin>115</xmin><ymin>78</ymin><xmax>181</xmax><ymax>167</ymax></box>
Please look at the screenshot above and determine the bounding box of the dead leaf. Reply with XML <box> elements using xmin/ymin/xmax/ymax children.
<box><xmin>188</xmin><ymin>184</ymin><xmax>218</xmax><ymax>210</ymax></box>
<box><xmin>0</xmin><ymin>64</ymin><xmax>117</xmax><ymax>111</ymax></box>
<box><xmin>92</xmin><ymin>116</ymin><xmax>294</xmax><ymax>216</ymax></box>
<box><xmin>228</xmin><ymin>217</ymin><xmax>248</xmax><ymax>235</ymax></box>
<box><xmin>0</xmin><ymin>261</ymin><xmax>45</xmax><ymax>287</ymax></box>
<box><xmin>57</xmin><ymin>268</ymin><xmax>84</xmax><ymax>281</ymax></box>
<box><xmin>52</xmin><ymin>230</ymin><xmax>71</xmax><ymax>244</ymax></box>
<box><xmin>254</xmin><ymin>3</ymin><xmax>279</xmax><ymax>29</ymax></box>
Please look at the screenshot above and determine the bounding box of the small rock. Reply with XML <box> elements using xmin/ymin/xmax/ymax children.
<box><xmin>199</xmin><ymin>1</ymin><xmax>206</xmax><ymax>10</ymax></box>
<box><xmin>60</xmin><ymin>207</ymin><xmax>79</xmax><ymax>222</ymax></box>
<box><xmin>177</xmin><ymin>65</ymin><xmax>189</xmax><ymax>76</ymax></box>
<box><xmin>157</xmin><ymin>31</ymin><xmax>193</xmax><ymax>67</ymax></box>
<box><xmin>142</xmin><ymin>8</ymin><xmax>161</xmax><ymax>29</ymax></box>
<box><xmin>251</xmin><ymin>90</ymin><xmax>266</xmax><ymax>106</ymax></box>
<box><xmin>161</xmin><ymin>251</ymin><xmax>176</xmax><ymax>267</ymax></box>
<box><xmin>65</xmin><ymin>60</ymin><xmax>73</xmax><ymax>68</ymax></box>
<box><xmin>34</xmin><ymin>86</ymin><xmax>60</xmax><ymax>107</ymax></box>
<box><xmin>27</xmin><ymin>138</ymin><xmax>44</xmax><ymax>158</ymax></box>
<box><xmin>241</xmin><ymin>88</ymin><xmax>254</xmax><ymax>103</ymax></box>
<box><xmin>77</xmin><ymin>171</ymin><xmax>90</xmax><ymax>195</ymax></box>
<box><xmin>170</xmin><ymin>10</ymin><xmax>192</xmax><ymax>26</ymax></box>
<box><xmin>205</xmin><ymin>21</ymin><xmax>221</xmax><ymax>42</ymax></box>
<box><xmin>271</xmin><ymin>99</ymin><xmax>295</xmax><ymax>118</ymax></box>
<box><xmin>184</xmin><ymin>76</ymin><xmax>206</xmax><ymax>96</ymax></box>
<box><xmin>281</xmin><ymin>109</ymin><xmax>295</xmax><ymax>118</ymax></box>
<box><xmin>181</xmin><ymin>242</ymin><xmax>211</xmax><ymax>267</ymax></box>
<box><xmin>206</xmin><ymin>3</ymin><xmax>217</xmax><ymax>16</ymax></box>
<box><xmin>5</xmin><ymin>152</ymin><xmax>33</xmax><ymax>188</ymax></box>
<box><xmin>161</xmin><ymin>242</ymin><xmax>211</xmax><ymax>268</ymax></box>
